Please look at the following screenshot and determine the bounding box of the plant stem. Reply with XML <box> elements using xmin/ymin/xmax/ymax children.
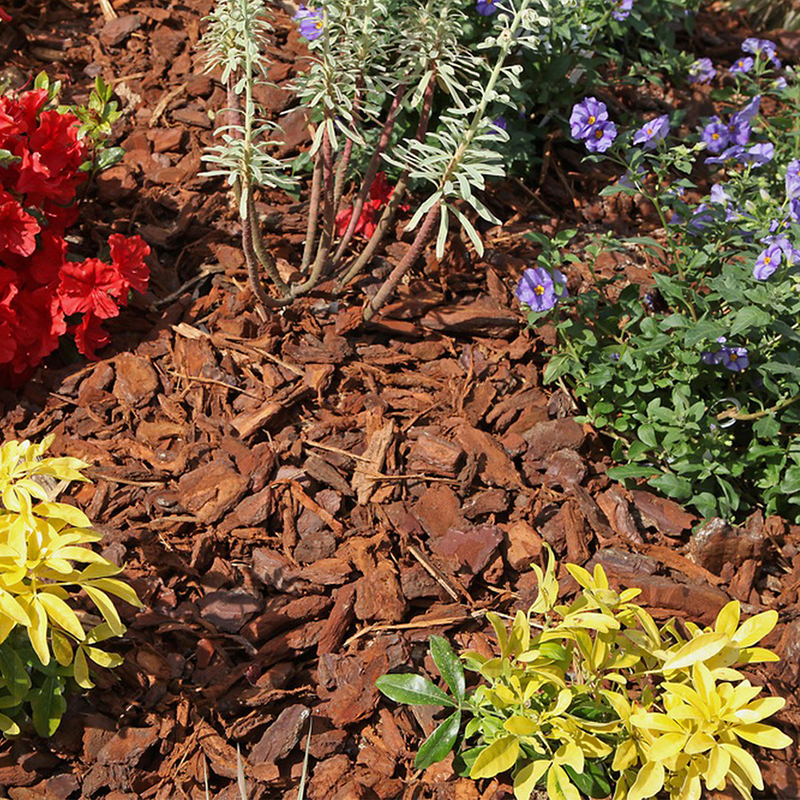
<box><xmin>331</xmin><ymin>83</ymin><xmax>407</xmax><ymax>267</ymax></box>
<box><xmin>247</xmin><ymin>191</ymin><xmax>290</xmax><ymax>296</ymax></box>
<box><xmin>717</xmin><ymin>392</ymin><xmax>800</xmax><ymax>421</ymax></box>
<box><xmin>363</xmin><ymin>203</ymin><xmax>440</xmax><ymax>321</ymax></box>
<box><xmin>293</xmin><ymin>124</ymin><xmax>335</xmax><ymax>296</ymax></box>
<box><xmin>301</xmin><ymin>150</ymin><xmax>324</xmax><ymax>272</ymax></box>
<box><xmin>337</xmin><ymin>72</ymin><xmax>435</xmax><ymax>288</ymax></box>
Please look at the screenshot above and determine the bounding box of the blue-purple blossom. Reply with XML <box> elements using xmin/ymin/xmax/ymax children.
<box><xmin>295</xmin><ymin>5</ymin><xmax>324</xmax><ymax>40</ymax></box>
<box><xmin>733</xmin><ymin>96</ymin><xmax>761</xmax><ymax>125</ymax></box>
<box><xmin>730</xmin><ymin>57</ymin><xmax>754</xmax><ymax>74</ymax></box>
<box><xmin>786</xmin><ymin>159</ymin><xmax>800</xmax><ymax>199</ymax></box>
<box><xmin>701</xmin><ymin>336</ymin><xmax>728</xmax><ymax>365</ymax></box>
<box><xmin>742</xmin><ymin>37</ymin><xmax>781</xmax><ymax>68</ymax></box>
<box><xmin>515</xmin><ymin>267</ymin><xmax>567</xmax><ymax>312</ymax></box>
<box><xmin>612</xmin><ymin>0</ymin><xmax>633</xmax><ymax>20</ymax></box>
<box><xmin>720</xmin><ymin>347</ymin><xmax>749</xmax><ymax>371</ymax></box>
<box><xmin>701</xmin><ymin>117</ymin><xmax>729</xmax><ymax>153</ymax></box>
<box><xmin>739</xmin><ymin>142</ymin><xmax>774</xmax><ymax>166</ymax></box>
<box><xmin>569</xmin><ymin>97</ymin><xmax>608</xmax><ymax>140</ymax></box>
<box><xmin>706</xmin><ymin>145</ymin><xmax>744</xmax><ymax>165</ymax></box>
<box><xmin>688</xmin><ymin>203</ymin><xmax>715</xmax><ymax>233</ymax></box>
<box><xmin>619</xmin><ymin>164</ymin><xmax>646</xmax><ymax>190</ymax></box>
<box><xmin>476</xmin><ymin>0</ymin><xmax>498</xmax><ymax>15</ymax></box>
<box><xmin>688</xmin><ymin>58</ymin><xmax>716</xmax><ymax>84</ymax></box>
<box><xmin>585</xmin><ymin>120</ymin><xmax>617</xmax><ymax>153</ymax></box>
<box><xmin>773</xmin><ymin>77</ymin><xmax>788</xmax><ymax>91</ymax></box>
<box><xmin>726</xmin><ymin>118</ymin><xmax>751</xmax><ymax>146</ymax></box>
<box><xmin>632</xmin><ymin>114</ymin><xmax>669</xmax><ymax>149</ymax></box>
<box><xmin>791</xmin><ymin>198</ymin><xmax>800</xmax><ymax>223</ymax></box>
<box><xmin>753</xmin><ymin>243</ymin><xmax>782</xmax><ymax>280</ymax></box>
<box><xmin>710</xmin><ymin>184</ymin><xmax>730</xmax><ymax>206</ymax></box>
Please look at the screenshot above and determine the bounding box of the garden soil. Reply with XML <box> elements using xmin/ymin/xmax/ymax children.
<box><xmin>0</xmin><ymin>0</ymin><xmax>799</xmax><ymax>798</ymax></box>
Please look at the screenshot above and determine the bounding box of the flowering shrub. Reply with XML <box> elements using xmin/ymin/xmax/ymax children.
<box><xmin>0</xmin><ymin>79</ymin><xmax>149</xmax><ymax>385</ymax></box>
<box><xmin>377</xmin><ymin>547</ymin><xmax>791</xmax><ymax>800</ymax></box>
<box><xmin>0</xmin><ymin>436</ymin><xmax>143</xmax><ymax>737</ymax></box>
<box><xmin>519</xmin><ymin>39</ymin><xmax>800</xmax><ymax>522</ymax></box>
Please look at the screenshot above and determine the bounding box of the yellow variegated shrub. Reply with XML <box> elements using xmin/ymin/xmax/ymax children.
<box><xmin>0</xmin><ymin>435</ymin><xmax>144</xmax><ymax>736</ymax></box>
<box><xmin>377</xmin><ymin>545</ymin><xmax>792</xmax><ymax>800</ymax></box>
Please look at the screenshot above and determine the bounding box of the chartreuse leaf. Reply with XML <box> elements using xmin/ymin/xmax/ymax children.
<box><xmin>627</xmin><ymin>761</ymin><xmax>665</xmax><ymax>800</ymax></box>
<box><xmin>470</xmin><ymin>736</ymin><xmax>519</xmax><ymax>779</ymax></box>
<box><xmin>663</xmin><ymin>632</ymin><xmax>728</xmax><ymax>671</ymax></box>
<box><xmin>0</xmin><ymin>712</ymin><xmax>19</xmax><ymax>736</ymax></box>
<box><xmin>733</xmin><ymin>723</ymin><xmax>793</xmax><ymax>749</ymax></box>
<box><xmin>31</xmin><ymin>676</ymin><xmax>67</xmax><ymax>737</ymax></box>
<box><xmin>72</xmin><ymin>647</ymin><xmax>93</xmax><ymax>690</ymax></box>
<box><xmin>429</xmin><ymin>636</ymin><xmax>465</xmax><ymax>703</ymax></box>
<box><xmin>375</xmin><ymin>674</ymin><xmax>455</xmax><ymax>707</ymax></box>
<box><xmin>514</xmin><ymin>759</ymin><xmax>549</xmax><ymax>800</ymax></box>
<box><xmin>547</xmin><ymin>763</ymin><xmax>580</xmax><ymax>800</ymax></box>
<box><xmin>732</xmin><ymin>610</ymin><xmax>778</xmax><ymax>648</ymax></box>
<box><xmin>415</xmin><ymin>710</ymin><xmax>461</xmax><ymax>769</ymax></box>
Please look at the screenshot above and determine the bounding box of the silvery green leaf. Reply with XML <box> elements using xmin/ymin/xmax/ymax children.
<box><xmin>436</xmin><ymin>205</ymin><xmax>450</xmax><ymax>259</ymax></box>
<box><xmin>451</xmin><ymin>206</ymin><xmax>484</xmax><ymax>257</ymax></box>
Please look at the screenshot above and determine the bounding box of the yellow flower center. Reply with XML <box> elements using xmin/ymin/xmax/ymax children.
<box><xmin>315</xmin><ymin>20</ymin><xmax>322</xmax><ymax>27</ymax></box>
<box><xmin>765</xmin><ymin>256</ymin><xmax>771</xmax><ymax>264</ymax></box>
<box><xmin>534</xmin><ymin>284</ymin><xmax>545</xmax><ymax>295</ymax></box>
<box><xmin>712</xmin><ymin>133</ymin><xmax>719</xmax><ymax>140</ymax></box>
<box><xmin>730</xmin><ymin>352</ymin><xmax>738</xmax><ymax>361</ymax></box>
<box><xmin>588</xmin><ymin>115</ymin><xmax>596</xmax><ymax>124</ymax></box>
<box><xmin>595</xmin><ymin>129</ymin><xmax>603</xmax><ymax>138</ymax></box>
<box><xmin>647</xmin><ymin>128</ymin><xmax>653</xmax><ymax>135</ymax></box>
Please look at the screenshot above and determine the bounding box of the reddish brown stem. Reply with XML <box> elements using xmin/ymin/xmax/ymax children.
<box><xmin>331</xmin><ymin>84</ymin><xmax>407</xmax><ymax>266</ymax></box>
<box><xmin>363</xmin><ymin>203</ymin><xmax>439</xmax><ymax>321</ymax></box>
<box><xmin>338</xmin><ymin>73</ymin><xmax>436</xmax><ymax>288</ymax></box>
<box><xmin>301</xmin><ymin>150</ymin><xmax>324</xmax><ymax>272</ymax></box>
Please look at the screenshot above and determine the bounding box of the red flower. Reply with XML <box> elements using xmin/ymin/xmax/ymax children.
<box><xmin>0</xmin><ymin>190</ymin><xmax>40</xmax><ymax>257</ymax></box>
<box><xmin>335</xmin><ymin>171</ymin><xmax>397</xmax><ymax>240</ymax></box>
<box><xmin>0</xmin><ymin>7</ymin><xmax>12</xmax><ymax>23</ymax></box>
<box><xmin>72</xmin><ymin>311</ymin><xmax>110</xmax><ymax>360</ymax></box>
<box><xmin>7</xmin><ymin>284</ymin><xmax>66</xmax><ymax>372</ymax></box>
<box><xmin>58</xmin><ymin>258</ymin><xmax>125</xmax><ymax>319</ymax></box>
<box><xmin>109</xmin><ymin>234</ymin><xmax>150</xmax><ymax>299</ymax></box>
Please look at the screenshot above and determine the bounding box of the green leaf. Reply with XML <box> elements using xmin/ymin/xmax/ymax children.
<box><xmin>607</xmin><ymin>465</ymin><xmax>658</xmax><ymax>480</ymax></box>
<box><xmin>415</xmin><ymin>710</ymin><xmax>461</xmax><ymax>770</ymax></box>
<box><xmin>729</xmin><ymin>306</ymin><xmax>771</xmax><ymax>337</ymax></box>
<box><xmin>429</xmin><ymin>636</ymin><xmax>465</xmax><ymax>703</ymax></box>
<box><xmin>31</xmin><ymin>675</ymin><xmax>67</xmax><ymax>737</ymax></box>
<box><xmin>648</xmin><ymin>472</ymin><xmax>692</xmax><ymax>501</ymax></box>
<box><xmin>0</xmin><ymin>648</ymin><xmax>31</xmax><ymax>701</ymax></box>
<box><xmin>780</xmin><ymin>466</ymin><xmax>800</xmax><ymax>494</ymax></box>
<box><xmin>375</xmin><ymin>674</ymin><xmax>456</xmax><ymax>707</ymax></box>
<box><xmin>565</xmin><ymin>761</ymin><xmax>612</xmax><ymax>798</ymax></box>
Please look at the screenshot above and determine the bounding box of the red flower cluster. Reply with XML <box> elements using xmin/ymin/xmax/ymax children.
<box><xmin>0</xmin><ymin>88</ymin><xmax>150</xmax><ymax>385</ymax></box>
<box><xmin>335</xmin><ymin>171</ymin><xmax>396</xmax><ymax>240</ymax></box>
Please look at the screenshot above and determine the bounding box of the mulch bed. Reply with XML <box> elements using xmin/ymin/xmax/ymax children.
<box><xmin>0</xmin><ymin>1</ymin><xmax>799</xmax><ymax>798</ymax></box>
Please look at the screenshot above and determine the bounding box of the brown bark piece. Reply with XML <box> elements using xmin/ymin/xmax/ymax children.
<box><xmin>352</xmin><ymin>419</ymin><xmax>395</xmax><ymax>504</ymax></box>
<box><xmin>317</xmin><ymin>583</ymin><xmax>357</xmax><ymax>656</ymax></box>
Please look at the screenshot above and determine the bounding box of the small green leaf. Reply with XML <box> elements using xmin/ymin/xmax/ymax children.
<box><xmin>429</xmin><ymin>636</ymin><xmax>465</xmax><ymax>703</ymax></box>
<box><xmin>31</xmin><ymin>675</ymin><xmax>67</xmax><ymax>737</ymax></box>
<box><xmin>415</xmin><ymin>710</ymin><xmax>461</xmax><ymax>769</ymax></box>
<box><xmin>0</xmin><ymin>647</ymin><xmax>31</xmax><ymax>701</ymax></box>
<box><xmin>607</xmin><ymin>465</ymin><xmax>658</xmax><ymax>480</ymax></box>
<box><xmin>375</xmin><ymin>674</ymin><xmax>455</xmax><ymax>707</ymax></box>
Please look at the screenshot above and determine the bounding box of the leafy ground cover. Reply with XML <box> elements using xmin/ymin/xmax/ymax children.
<box><xmin>0</xmin><ymin>0</ymin><xmax>799</xmax><ymax>798</ymax></box>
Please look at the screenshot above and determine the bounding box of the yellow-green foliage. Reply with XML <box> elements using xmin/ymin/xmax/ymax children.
<box><xmin>0</xmin><ymin>436</ymin><xmax>144</xmax><ymax>736</ymax></box>
<box><xmin>462</xmin><ymin>546</ymin><xmax>791</xmax><ymax>800</ymax></box>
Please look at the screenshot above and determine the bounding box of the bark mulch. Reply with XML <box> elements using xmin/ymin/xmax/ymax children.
<box><xmin>0</xmin><ymin>0</ymin><xmax>798</xmax><ymax>798</ymax></box>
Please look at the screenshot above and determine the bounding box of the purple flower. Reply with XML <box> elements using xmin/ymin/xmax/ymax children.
<box><xmin>753</xmin><ymin>243</ymin><xmax>782</xmax><ymax>280</ymax></box>
<box><xmin>476</xmin><ymin>0</ymin><xmax>498</xmax><ymax>15</ymax></box>
<box><xmin>710</xmin><ymin>184</ymin><xmax>730</xmax><ymax>206</ymax></box>
<box><xmin>730</xmin><ymin>57</ymin><xmax>754</xmax><ymax>74</ymax></box>
<box><xmin>786</xmin><ymin>159</ymin><xmax>800</xmax><ymax>199</ymax></box>
<box><xmin>773</xmin><ymin>77</ymin><xmax>788</xmax><ymax>91</ymax></box>
<box><xmin>632</xmin><ymin>114</ymin><xmax>669</xmax><ymax>149</ymax></box>
<box><xmin>790</xmin><ymin>198</ymin><xmax>800</xmax><ymax>223</ymax></box>
<box><xmin>688</xmin><ymin>203</ymin><xmax>715</xmax><ymax>234</ymax></box>
<box><xmin>720</xmin><ymin>347</ymin><xmax>749</xmax><ymax>371</ymax></box>
<box><xmin>726</xmin><ymin>118</ymin><xmax>751</xmax><ymax>146</ymax></box>
<box><xmin>701</xmin><ymin>117</ymin><xmax>729</xmax><ymax>153</ymax></box>
<box><xmin>515</xmin><ymin>267</ymin><xmax>567</xmax><ymax>312</ymax></box>
<box><xmin>706</xmin><ymin>145</ymin><xmax>744</xmax><ymax>165</ymax></box>
<box><xmin>739</xmin><ymin>142</ymin><xmax>774</xmax><ymax>166</ymax></box>
<box><xmin>733</xmin><ymin>95</ymin><xmax>761</xmax><ymax>125</ymax></box>
<box><xmin>702</xmin><ymin>336</ymin><xmax>728</xmax><ymax>365</ymax></box>
<box><xmin>688</xmin><ymin>58</ymin><xmax>716</xmax><ymax>84</ymax></box>
<box><xmin>491</xmin><ymin>116</ymin><xmax>508</xmax><ymax>133</ymax></box>
<box><xmin>585</xmin><ymin>120</ymin><xmax>617</xmax><ymax>153</ymax></box>
<box><xmin>619</xmin><ymin>164</ymin><xmax>646</xmax><ymax>190</ymax></box>
<box><xmin>569</xmin><ymin>97</ymin><xmax>608</xmax><ymax>140</ymax></box>
<box><xmin>612</xmin><ymin>0</ymin><xmax>633</xmax><ymax>20</ymax></box>
<box><xmin>742</xmin><ymin>37</ymin><xmax>781</xmax><ymax>68</ymax></box>
<box><xmin>295</xmin><ymin>6</ymin><xmax>324</xmax><ymax>40</ymax></box>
